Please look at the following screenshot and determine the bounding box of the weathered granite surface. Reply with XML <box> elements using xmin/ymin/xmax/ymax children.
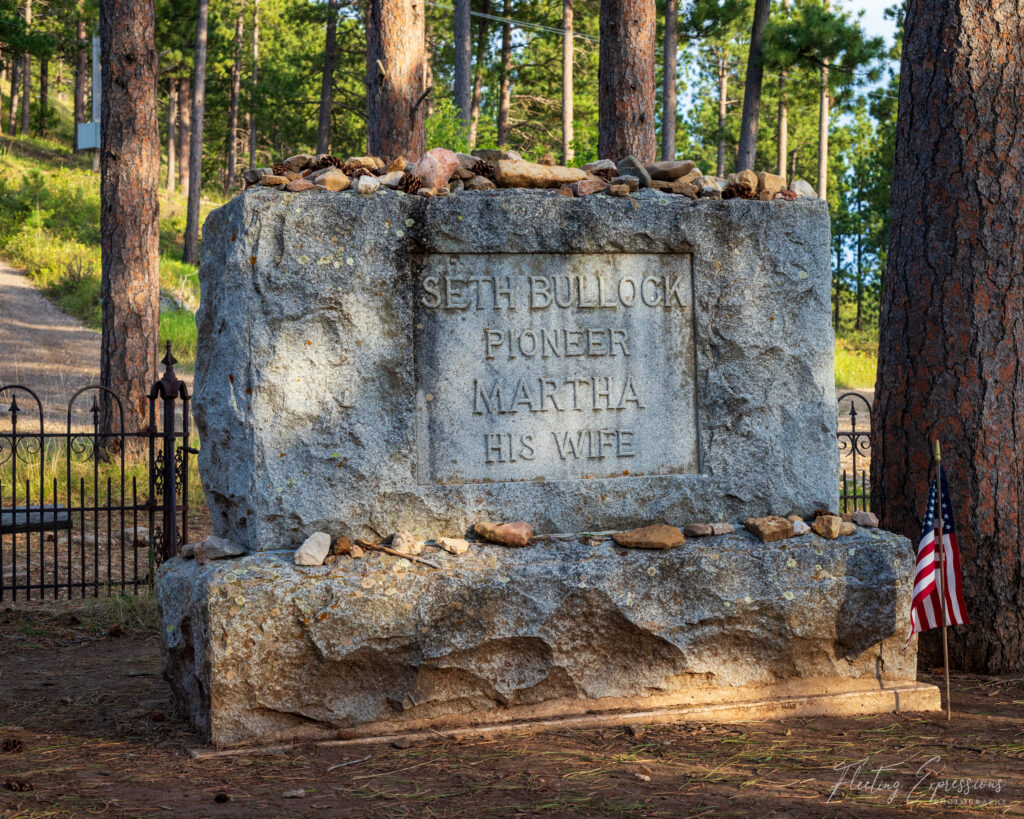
<box><xmin>195</xmin><ymin>188</ymin><xmax>837</xmax><ymax>548</ymax></box>
<box><xmin>159</xmin><ymin>527</ymin><xmax>916</xmax><ymax>746</ymax></box>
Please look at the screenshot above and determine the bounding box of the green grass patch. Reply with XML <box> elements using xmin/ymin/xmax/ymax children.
<box><xmin>0</xmin><ymin>135</ymin><xmax>220</xmax><ymax>371</ymax></box>
<box><xmin>835</xmin><ymin>331</ymin><xmax>878</xmax><ymax>390</ymax></box>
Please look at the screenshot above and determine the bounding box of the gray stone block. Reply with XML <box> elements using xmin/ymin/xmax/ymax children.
<box><xmin>158</xmin><ymin>527</ymin><xmax>918</xmax><ymax>746</ymax></box>
<box><xmin>195</xmin><ymin>188</ymin><xmax>837</xmax><ymax>549</ymax></box>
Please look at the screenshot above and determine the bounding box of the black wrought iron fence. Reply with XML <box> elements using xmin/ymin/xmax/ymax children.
<box><xmin>0</xmin><ymin>344</ymin><xmax>193</xmax><ymax>601</ymax></box>
<box><xmin>838</xmin><ymin>391</ymin><xmax>872</xmax><ymax>513</ymax></box>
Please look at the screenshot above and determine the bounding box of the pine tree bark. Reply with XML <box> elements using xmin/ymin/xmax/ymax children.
<box><xmin>0</xmin><ymin>60</ymin><xmax>5</xmax><ymax>136</ymax></box>
<box><xmin>716</xmin><ymin>51</ymin><xmax>727</xmax><ymax>177</ymax></box>
<box><xmin>316</xmin><ymin>0</ymin><xmax>338</xmax><ymax>155</ymax></box>
<box><xmin>817</xmin><ymin>60</ymin><xmax>829</xmax><ymax>198</ymax></box>
<box><xmin>177</xmin><ymin>76</ymin><xmax>190</xmax><ymax>195</ymax></box>
<box><xmin>776</xmin><ymin>0</ymin><xmax>789</xmax><ymax>180</ymax></box>
<box><xmin>468</xmin><ymin>0</ymin><xmax>489</xmax><ymax>149</ymax></box>
<box><xmin>249</xmin><ymin>0</ymin><xmax>259</xmax><ymax>170</ymax></box>
<box><xmin>226</xmin><ymin>6</ymin><xmax>244</xmax><ymax>192</ymax></box>
<box><xmin>74</xmin><ymin>5</ymin><xmax>88</xmax><ymax>151</ymax></box>
<box><xmin>366</xmin><ymin>0</ymin><xmax>426</xmax><ymax>160</ymax></box>
<box><xmin>736</xmin><ymin>0</ymin><xmax>770</xmax><ymax>171</ymax></box>
<box><xmin>496</xmin><ymin>0</ymin><xmax>511</xmax><ymax>145</ymax></box>
<box><xmin>597</xmin><ymin>0</ymin><xmax>656</xmax><ymax>162</ymax></box>
<box><xmin>874</xmin><ymin>0</ymin><xmax>1024</xmax><ymax>674</ymax></box>
<box><xmin>561</xmin><ymin>0</ymin><xmax>573</xmax><ymax>163</ymax></box>
<box><xmin>167</xmin><ymin>78</ymin><xmax>177</xmax><ymax>192</ymax></box>
<box><xmin>20</xmin><ymin>0</ymin><xmax>31</xmax><ymax>135</ymax></box>
<box><xmin>8</xmin><ymin>57</ymin><xmax>19</xmax><ymax>136</ymax></box>
<box><xmin>98</xmin><ymin>0</ymin><xmax>160</xmax><ymax>434</ymax></box>
<box><xmin>183</xmin><ymin>0</ymin><xmax>209</xmax><ymax>266</ymax></box>
<box><xmin>38</xmin><ymin>57</ymin><xmax>47</xmax><ymax>135</ymax></box>
<box><xmin>661</xmin><ymin>0</ymin><xmax>677</xmax><ymax>161</ymax></box>
<box><xmin>453</xmin><ymin>0</ymin><xmax>472</xmax><ymax>129</ymax></box>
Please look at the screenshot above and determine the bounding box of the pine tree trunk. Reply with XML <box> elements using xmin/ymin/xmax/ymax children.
<box><xmin>20</xmin><ymin>0</ymin><xmax>31</xmax><ymax>135</ymax></box>
<box><xmin>833</xmin><ymin>236</ymin><xmax>841</xmax><ymax>331</ymax></box>
<box><xmin>776</xmin><ymin>0</ymin><xmax>789</xmax><ymax>180</ymax></box>
<box><xmin>38</xmin><ymin>57</ymin><xmax>47</xmax><ymax>135</ymax></box>
<box><xmin>736</xmin><ymin>0</ymin><xmax>769</xmax><ymax>171</ymax></box>
<box><xmin>74</xmin><ymin>6</ymin><xmax>88</xmax><ymax>151</ymax></box>
<box><xmin>496</xmin><ymin>0</ymin><xmax>511</xmax><ymax>145</ymax></box>
<box><xmin>660</xmin><ymin>0</ymin><xmax>677</xmax><ymax>161</ymax></box>
<box><xmin>249</xmin><ymin>0</ymin><xmax>259</xmax><ymax>170</ymax></box>
<box><xmin>874</xmin><ymin>0</ymin><xmax>1024</xmax><ymax>674</ymax></box>
<box><xmin>716</xmin><ymin>51</ymin><xmax>727</xmax><ymax>178</ymax></box>
<box><xmin>98</xmin><ymin>0</ymin><xmax>160</xmax><ymax>434</ymax></box>
<box><xmin>316</xmin><ymin>0</ymin><xmax>337</xmax><ymax>155</ymax></box>
<box><xmin>0</xmin><ymin>60</ymin><xmax>5</xmax><ymax>136</ymax></box>
<box><xmin>183</xmin><ymin>0</ymin><xmax>209</xmax><ymax>266</ymax></box>
<box><xmin>453</xmin><ymin>0</ymin><xmax>472</xmax><ymax>129</ymax></box>
<box><xmin>468</xmin><ymin>0</ymin><xmax>489</xmax><ymax>149</ymax></box>
<box><xmin>561</xmin><ymin>0</ymin><xmax>574</xmax><ymax>163</ymax></box>
<box><xmin>366</xmin><ymin>0</ymin><xmax>426</xmax><ymax>160</ymax></box>
<box><xmin>167</xmin><ymin>78</ymin><xmax>177</xmax><ymax>192</ymax></box>
<box><xmin>424</xmin><ymin>21</ymin><xmax>434</xmax><ymax>119</ymax></box>
<box><xmin>817</xmin><ymin>62</ymin><xmax>829</xmax><ymax>198</ymax></box>
<box><xmin>598</xmin><ymin>0</ymin><xmax>656</xmax><ymax>162</ymax></box>
<box><xmin>7</xmin><ymin>58</ymin><xmax>18</xmax><ymax>136</ymax></box>
<box><xmin>226</xmin><ymin>7</ymin><xmax>244</xmax><ymax>192</ymax></box>
<box><xmin>177</xmin><ymin>77</ymin><xmax>190</xmax><ymax>195</ymax></box>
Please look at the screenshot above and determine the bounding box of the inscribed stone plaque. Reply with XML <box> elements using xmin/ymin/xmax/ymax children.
<box><xmin>415</xmin><ymin>253</ymin><xmax>699</xmax><ymax>484</ymax></box>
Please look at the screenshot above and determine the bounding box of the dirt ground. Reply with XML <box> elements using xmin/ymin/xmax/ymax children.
<box><xmin>0</xmin><ymin>601</ymin><xmax>1021</xmax><ymax>819</ymax></box>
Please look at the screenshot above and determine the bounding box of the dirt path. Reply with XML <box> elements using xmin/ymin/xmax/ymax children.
<box><xmin>0</xmin><ymin>607</ymin><xmax>1021</xmax><ymax>817</ymax></box>
<box><xmin>0</xmin><ymin>262</ymin><xmax>101</xmax><ymax>427</ymax></box>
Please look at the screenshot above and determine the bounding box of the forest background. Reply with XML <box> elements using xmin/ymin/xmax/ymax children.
<box><xmin>0</xmin><ymin>0</ymin><xmax>898</xmax><ymax>388</ymax></box>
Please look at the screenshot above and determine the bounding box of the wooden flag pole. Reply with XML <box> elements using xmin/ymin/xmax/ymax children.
<box><xmin>934</xmin><ymin>438</ymin><xmax>952</xmax><ymax>720</ymax></box>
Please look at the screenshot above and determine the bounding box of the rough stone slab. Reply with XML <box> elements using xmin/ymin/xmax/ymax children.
<box><xmin>159</xmin><ymin>527</ymin><xmax>919</xmax><ymax>746</ymax></box>
<box><xmin>195</xmin><ymin>189</ymin><xmax>837</xmax><ymax>548</ymax></box>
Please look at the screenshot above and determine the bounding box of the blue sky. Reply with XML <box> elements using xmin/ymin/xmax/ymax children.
<box><xmin>849</xmin><ymin>0</ymin><xmax>899</xmax><ymax>49</ymax></box>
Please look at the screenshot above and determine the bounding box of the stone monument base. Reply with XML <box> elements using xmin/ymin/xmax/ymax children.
<box><xmin>158</xmin><ymin>529</ymin><xmax>941</xmax><ymax>747</ymax></box>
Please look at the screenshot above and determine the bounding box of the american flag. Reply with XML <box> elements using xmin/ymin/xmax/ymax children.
<box><xmin>905</xmin><ymin>465</ymin><xmax>969</xmax><ymax>649</ymax></box>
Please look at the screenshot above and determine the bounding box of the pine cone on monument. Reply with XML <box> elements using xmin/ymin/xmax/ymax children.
<box><xmin>271</xmin><ymin>162</ymin><xmax>287</xmax><ymax>176</ymax></box>
<box><xmin>472</xmin><ymin>159</ymin><xmax>497</xmax><ymax>181</ymax></box>
<box><xmin>340</xmin><ymin>161</ymin><xmax>371</xmax><ymax>179</ymax></box>
<box><xmin>722</xmin><ymin>181</ymin><xmax>756</xmax><ymax>200</ymax></box>
<box><xmin>310</xmin><ymin>155</ymin><xmax>345</xmax><ymax>173</ymax></box>
<box><xmin>397</xmin><ymin>172</ymin><xmax>423</xmax><ymax>194</ymax></box>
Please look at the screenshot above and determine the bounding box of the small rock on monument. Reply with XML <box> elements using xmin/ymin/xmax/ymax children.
<box><xmin>683</xmin><ymin>523</ymin><xmax>714</xmax><ymax>537</ymax></box>
<box><xmin>294</xmin><ymin>532</ymin><xmax>332</xmax><ymax>566</ymax></box>
<box><xmin>474</xmin><ymin>521</ymin><xmax>533</xmax><ymax>547</ymax></box>
<box><xmin>812</xmin><ymin>515</ymin><xmax>843</xmax><ymax>539</ymax></box>
<box><xmin>391</xmin><ymin>531</ymin><xmax>423</xmax><ymax>556</ymax></box>
<box><xmin>437</xmin><ymin>537</ymin><xmax>470</xmax><ymax>555</ymax></box>
<box><xmin>851</xmin><ymin>511</ymin><xmax>879</xmax><ymax>528</ymax></box>
<box><xmin>645</xmin><ymin>160</ymin><xmax>696</xmax><ymax>180</ymax></box>
<box><xmin>612</xmin><ymin>524</ymin><xmax>686</xmax><ymax>550</ymax></box>
<box><xmin>616</xmin><ymin>156</ymin><xmax>652</xmax><ymax>188</ymax></box>
<box><xmin>744</xmin><ymin>516</ymin><xmax>795</xmax><ymax>543</ymax></box>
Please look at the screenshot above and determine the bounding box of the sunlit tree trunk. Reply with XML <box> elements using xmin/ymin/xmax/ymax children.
<box><xmin>469</xmin><ymin>0</ymin><xmax>489</xmax><ymax>149</ymax></box>
<box><xmin>74</xmin><ymin>4</ymin><xmax>88</xmax><ymax>151</ymax></box>
<box><xmin>21</xmin><ymin>0</ymin><xmax>31</xmax><ymax>136</ymax></box>
<box><xmin>561</xmin><ymin>0</ymin><xmax>574</xmax><ymax>163</ymax></box>
<box><xmin>249</xmin><ymin>0</ymin><xmax>259</xmax><ymax>170</ymax></box>
<box><xmin>226</xmin><ymin>7</ymin><xmax>243</xmax><ymax>192</ymax></box>
<box><xmin>736</xmin><ymin>0</ymin><xmax>770</xmax><ymax>170</ymax></box>
<box><xmin>874</xmin><ymin>0</ymin><xmax>1024</xmax><ymax>674</ymax></box>
<box><xmin>182</xmin><ymin>0</ymin><xmax>209</xmax><ymax>266</ymax></box>
<box><xmin>496</xmin><ymin>0</ymin><xmax>511</xmax><ymax>145</ymax></box>
<box><xmin>661</xmin><ymin>0</ymin><xmax>677</xmax><ymax>160</ymax></box>
<box><xmin>167</xmin><ymin>78</ymin><xmax>177</xmax><ymax>192</ymax></box>
<box><xmin>177</xmin><ymin>76</ymin><xmax>190</xmax><ymax>194</ymax></box>
<box><xmin>598</xmin><ymin>0</ymin><xmax>656</xmax><ymax>162</ymax></box>
<box><xmin>366</xmin><ymin>0</ymin><xmax>426</xmax><ymax>159</ymax></box>
<box><xmin>716</xmin><ymin>51</ymin><xmax>727</xmax><ymax>177</ymax></box>
<box><xmin>98</xmin><ymin>0</ymin><xmax>160</xmax><ymax>434</ymax></box>
<box><xmin>453</xmin><ymin>0</ymin><xmax>471</xmax><ymax>129</ymax></box>
<box><xmin>316</xmin><ymin>0</ymin><xmax>338</xmax><ymax>154</ymax></box>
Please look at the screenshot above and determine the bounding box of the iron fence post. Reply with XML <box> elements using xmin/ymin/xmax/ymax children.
<box><xmin>150</xmin><ymin>343</ymin><xmax>184</xmax><ymax>561</ymax></box>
